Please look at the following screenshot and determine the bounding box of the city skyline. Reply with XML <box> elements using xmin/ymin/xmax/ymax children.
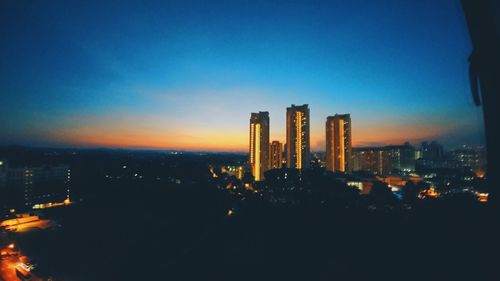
<box><xmin>0</xmin><ymin>1</ymin><xmax>496</xmax><ymax>280</ymax></box>
<box><xmin>0</xmin><ymin>0</ymin><xmax>486</xmax><ymax>152</ymax></box>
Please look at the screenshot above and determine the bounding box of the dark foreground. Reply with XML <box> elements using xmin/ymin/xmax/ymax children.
<box><xmin>1</xmin><ymin>148</ymin><xmax>497</xmax><ymax>280</ymax></box>
<box><xmin>13</xmin><ymin>183</ymin><xmax>499</xmax><ymax>281</ymax></box>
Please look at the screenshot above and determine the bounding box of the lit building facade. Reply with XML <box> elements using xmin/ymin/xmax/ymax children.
<box><xmin>325</xmin><ymin>114</ymin><xmax>352</xmax><ymax>173</ymax></box>
<box><xmin>0</xmin><ymin>161</ymin><xmax>71</xmax><ymax>211</ymax></box>
<box><xmin>352</xmin><ymin>143</ymin><xmax>416</xmax><ymax>175</ymax></box>
<box><xmin>352</xmin><ymin>148</ymin><xmax>383</xmax><ymax>174</ymax></box>
<box><xmin>270</xmin><ymin>141</ymin><xmax>283</xmax><ymax>169</ymax></box>
<box><xmin>249</xmin><ymin>112</ymin><xmax>270</xmax><ymax>181</ymax></box>
<box><xmin>385</xmin><ymin>143</ymin><xmax>416</xmax><ymax>172</ymax></box>
<box><xmin>446</xmin><ymin>146</ymin><xmax>486</xmax><ymax>174</ymax></box>
<box><xmin>286</xmin><ymin>104</ymin><xmax>310</xmax><ymax>170</ymax></box>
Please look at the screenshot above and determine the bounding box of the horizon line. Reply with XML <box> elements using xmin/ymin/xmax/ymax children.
<box><xmin>0</xmin><ymin>141</ymin><xmax>485</xmax><ymax>154</ymax></box>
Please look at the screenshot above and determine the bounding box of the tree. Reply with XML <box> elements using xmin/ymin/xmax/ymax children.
<box><xmin>401</xmin><ymin>181</ymin><xmax>420</xmax><ymax>203</ymax></box>
<box><xmin>369</xmin><ymin>181</ymin><xmax>397</xmax><ymax>205</ymax></box>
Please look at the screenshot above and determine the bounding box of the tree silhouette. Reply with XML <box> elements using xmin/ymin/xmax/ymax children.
<box><xmin>401</xmin><ymin>181</ymin><xmax>420</xmax><ymax>203</ymax></box>
<box><xmin>369</xmin><ymin>181</ymin><xmax>397</xmax><ymax>206</ymax></box>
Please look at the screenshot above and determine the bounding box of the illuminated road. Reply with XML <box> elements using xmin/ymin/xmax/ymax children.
<box><xmin>0</xmin><ymin>253</ymin><xmax>42</xmax><ymax>281</ymax></box>
<box><xmin>2</xmin><ymin>217</ymin><xmax>55</xmax><ymax>233</ymax></box>
<box><xmin>0</xmin><ymin>255</ymin><xmax>18</xmax><ymax>281</ymax></box>
<box><xmin>0</xmin><ymin>214</ymin><xmax>59</xmax><ymax>280</ymax></box>
<box><xmin>5</xmin><ymin>219</ymin><xmax>53</xmax><ymax>233</ymax></box>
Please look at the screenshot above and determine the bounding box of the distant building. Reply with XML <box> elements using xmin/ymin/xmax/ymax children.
<box><xmin>286</xmin><ymin>104</ymin><xmax>310</xmax><ymax>170</ymax></box>
<box><xmin>384</xmin><ymin>143</ymin><xmax>416</xmax><ymax>172</ymax></box>
<box><xmin>346</xmin><ymin>180</ymin><xmax>373</xmax><ymax>194</ymax></box>
<box><xmin>447</xmin><ymin>146</ymin><xmax>486</xmax><ymax>174</ymax></box>
<box><xmin>0</xmin><ymin>160</ymin><xmax>6</xmax><ymax>189</ymax></box>
<box><xmin>325</xmin><ymin>114</ymin><xmax>352</xmax><ymax>173</ymax></box>
<box><xmin>422</xmin><ymin>141</ymin><xmax>444</xmax><ymax>161</ymax></box>
<box><xmin>416</xmin><ymin>141</ymin><xmax>448</xmax><ymax>170</ymax></box>
<box><xmin>415</xmin><ymin>148</ymin><xmax>423</xmax><ymax>160</ymax></box>
<box><xmin>0</xmin><ymin>161</ymin><xmax>70</xmax><ymax>211</ymax></box>
<box><xmin>270</xmin><ymin>141</ymin><xmax>283</xmax><ymax>169</ymax></box>
<box><xmin>376</xmin><ymin>175</ymin><xmax>423</xmax><ymax>190</ymax></box>
<box><xmin>283</xmin><ymin>142</ymin><xmax>287</xmax><ymax>166</ymax></box>
<box><xmin>352</xmin><ymin>147</ymin><xmax>383</xmax><ymax>174</ymax></box>
<box><xmin>249</xmin><ymin>112</ymin><xmax>270</xmax><ymax>181</ymax></box>
<box><xmin>352</xmin><ymin>143</ymin><xmax>415</xmax><ymax>175</ymax></box>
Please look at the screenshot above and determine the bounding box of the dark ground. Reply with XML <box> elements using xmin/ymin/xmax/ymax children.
<box><xmin>15</xmin><ymin>184</ymin><xmax>499</xmax><ymax>281</ymax></box>
<box><xmin>2</xmin><ymin>147</ymin><xmax>498</xmax><ymax>280</ymax></box>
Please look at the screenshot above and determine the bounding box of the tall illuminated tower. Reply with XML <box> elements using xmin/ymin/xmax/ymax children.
<box><xmin>286</xmin><ymin>104</ymin><xmax>310</xmax><ymax>169</ymax></box>
<box><xmin>249</xmin><ymin>112</ymin><xmax>270</xmax><ymax>181</ymax></box>
<box><xmin>326</xmin><ymin>114</ymin><xmax>352</xmax><ymax>173</ymax></box>
<box><xmin>270</xmin><ymin>141</ymin><xmax>283</xmax><ymax>169</ymax></box>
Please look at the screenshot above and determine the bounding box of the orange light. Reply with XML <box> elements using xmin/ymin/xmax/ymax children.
<box><xmin>8</xmin><ymin>243</ymin><xmax>15</xmax><ymax>249</ymax></box>
<box><xmin>339</xmin><ymin>118</ymin><xmax>345</xmax><ymax>172</ymax></box>
<box><xmin>255</xmin><ymin>123</ymin><xmax>261</xmax><ymax>181</ymax></box>
<box><xmin>476</xmin><ymin>169</ymin><xmax>485</xmax><ymax>178</ymax></box>
<box><xmin>425</xmin><ymin>188</ymin><xmax>439</xmax><ymax>198</ymax></box>
<box><xmin>295</xmin><ymin>111</ymin><xmax>302</xmax><ymax>169</ymax></box>
<box><xmin>478</xmin><ymin>193</ymin><xmax>488</xmax><ymax>203</ymax></box>
<box><xmin>209</xmin><ymin>167</ymin><xmax>218</xmax><ymax>178</ymax></box>
<box><xmin>33</xmin><ymin>200</ymin><xmax>71</xmax><ymax>210</ymax></box>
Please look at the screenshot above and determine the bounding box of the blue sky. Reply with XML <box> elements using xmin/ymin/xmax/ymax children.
<box><xmin>0</xmin><ymin>0</ymin><xmax>485</xmax><ymax>151</ymax></box>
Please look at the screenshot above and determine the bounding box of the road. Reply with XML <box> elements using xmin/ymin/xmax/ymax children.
<box><xmin>4</xmin><ymin>219</ymin><xmax>53</xmax><ymax>233</ymax></box>
<box><xmin>0</xmin><ymin>254</ymin><xmax>42</xmax><ymax>281</ymax></box>
<box><xmin>0</xmin><ymin>255</ymin><xmax>20</xmax><ymax>281</ymax></box>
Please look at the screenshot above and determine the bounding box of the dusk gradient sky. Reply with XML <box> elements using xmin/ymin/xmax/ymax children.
<box><xmin>0</xmin><ymin>0</ymin><xmax>485</xmax><ymax>151</ymax></box>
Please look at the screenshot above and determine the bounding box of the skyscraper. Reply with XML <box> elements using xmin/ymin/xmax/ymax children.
<box><xmin>270</xmin><ymin>141</ymin><xmax>283</xmax><ymax>169</ymax></box>
<box><xmin>326</xmin><ymin>114</ymin><xmax>352</xmax><ymax>173</ymax></box>
<box><xmin>249</xmin><ymin>112</ymin><xmax>270</xmax><ymax>181</ymax></box>
<box><xmin>286</xmin><ymin>104</ymin><xmax>310</xmax><ymax>169</ymax></box>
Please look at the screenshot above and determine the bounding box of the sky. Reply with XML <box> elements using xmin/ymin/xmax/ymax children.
<box><xmin>0</xmin><ymin>0</ymin><xmax>486</xmax><ymax>151</ymax></box>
